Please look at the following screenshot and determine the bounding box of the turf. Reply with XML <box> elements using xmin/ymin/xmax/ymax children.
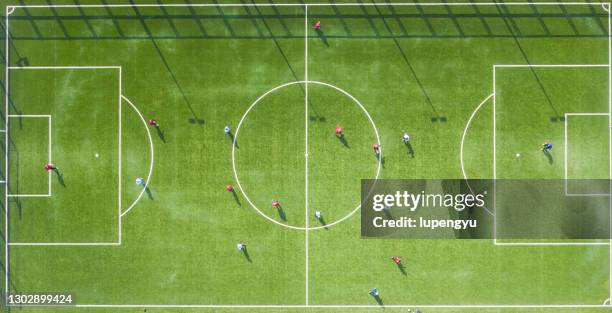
<box><xmin>9</xmin><ymin>68</ymin><xmax>120</xmax><ymax>243</ymax></box>
<box><xmin>2</xmin><ymin>0</ymin><xmax>611</xmax><ymax>312</ymax></box>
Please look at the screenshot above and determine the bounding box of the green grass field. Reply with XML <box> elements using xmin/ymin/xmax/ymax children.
<box><xmin>2</xmin><ymin>0</ymin><xmax>612</xmax><ymax>312</ymax></box>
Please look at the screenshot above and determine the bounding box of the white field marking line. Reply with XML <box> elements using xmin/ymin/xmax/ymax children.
<box><xmin>564</xmin><ymin>114</ymin><xmax>612</xmax><ymax>197</ymax></box>
<box><xmin>232</xmin><ymin>80</ymin><xmax>382</xmax><ymax>231</ymax></box>
<box><xmin>8</xmin><ymin>66</ymin><xmax>121</xmax><ymax>70</ymax></box>
<box><xmin>7</xmin><ymin>194</ymin><xmax>50</xmax><ymax>198</ymax></box>
<box><xmin>7</xmin><ymin>2</ymin><xmax>611</xmax><ymax>9</ymax></box>
<box><xmin>6</xmin><ymin>115</ymin><xmax>52</xmax><ymax>198</ymax></box>
<box><xmin>4</xmin><ymin>6</ymin><xmax>9</xmax><ymax>299</ymax></box>
<box><xmin>493</xmin><ymin>65</ymin><xmax>497</xmax><ymax>245</ymax></box>
<box><xmin>118</xmin><ymin>67</ymin><xmax>122</xmax><ymax>244</ymax></box>
<box><xmin>566</xmin><ymin>192</ymin><xmax>611</xmax><ymax>195</ymax></box>
<box><xmin>494</xmin><ymin>64</ymin><xmax>610</xmax><ymax>68</ymax></box>
<box><xmin>565</xmin><ymin>113</ymin><xmax>611</xmax><ymax>116</ymax></box>
<box><xmin>120</xmin><ymin>95</ymin><xmax>155</xmax><ymax>218</ymax></box>
<box><xmin>304</xmin><ymin>5</ymin><xmax>309</xmax><ymax>306</ymax></box>
<box><xmin>0</xmin><ymin>130</ymin><xmax>6</xmax><ymax>133</ymax></box>
<box><xmin>9</xmin><ymin>242</ymin><xmax>120</xmax><ymax>246</ymax></box>
<box><xmin>495</xmin><ymin>242</ymin><xmax>610</xmax><ymax>246</ymax></box>
<box><xmin>459</xmin><ymin>93</ymin><xmax>494</xmax><ymax>217</ymax></box>
<box><xmin>565</xmin><ymin>113</ymin><xmax>569</xmax><ymax>195</ymax></box>
<box><xmin>608</xmin><ymin>5</ymin><xmax>612</xmax><ymax>303</ymax></box>
<box><xmin>71</xmin><ymin>304</ymin><xmax>612</xmax><ymax>308</ymax></box>
<box><xmin>7</xmin><ymin>114</ymin><xmax>51</xmax><ymax>117</ymax></box>
<box><xmin>49</xmin><ymin>116</ymin><xmax>52</xmax><ymax>196</ymax></box>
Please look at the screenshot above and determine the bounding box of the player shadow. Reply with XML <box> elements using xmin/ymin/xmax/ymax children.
<box><xmin>337</xmin><ymin>135</ymin><xmax>350</xmax><ymax>148</ymax></box>
<box><xmin>550</xmin><ymin>116</ymin><xmax>565</xmax><ymax>122</ymax></box>
<box><xmin>372</xmin><ymin>294</ymin><xmax>384</xmax><ymax>307</ymax></box>
<box><xmin>227</xmin><ymin>132</ymin><xmax>239</xmax><ymax>149</ymax></box>
<box><xmin>543</xmin><ymin>150</ymin><xmax>553</xmax><ymax>164</ymax></box>
<box><xmin>404</xmin><ymin>141</ymin><xmax>415</xmax><ymax>158</ymax></box>
<box><xmin>188</xmin><ymin>117</ymin><xmax>206</xmax><ymax>125</ymax></box>
<box><xmin>231</xmin><ymin>189</ymin><xmax>242</xmax><ymax>206</ymax></box>
<box><xmin>276</xmin><ymin>204</ymin><xmax>287</xmax><ymax>221</ymax></box>
<box><xmin>145</xmin><ymin>186</ymin><xmax>154</xmax><ymax>200</ymax></box>
<box><xmin>430</xmin><ymin>116</ymin><xmax>447</xmax><ymax>122</ymax></box>
<box><xmin>315</xmin><ymin>28</ymin><xmax>329</xmax><ymax>46</ymax></box>
<box><xmin>396</xmin><ymin>262</ymin><xmax>407</xmax><ymax>276</ymax></box>
<box><xmin>54</xmin><ymin>170</ymin><xmax>66</xmax><ymax>187</ymax></box>
<box><xmin>317</xmin><ymin>216</ymin><xmax>329</xmax><ymax>230</ymax></box>
<box><xmin>307</xmin><ymin>94</ymin><xmax>326</xmax><ymax>124</ymax></box>
<box><xmin>241</xmin><ymin>246</ymin><xmax>252</xmax><ymax>263</ymax></box>
<box><xmin>154</xmin><ymin>126</ymin><xmax>166</xmax><ymax>143</ymax></box>
<box><xmin>15</xmin><ymin>197</ymin><xmax>23</xmax><ymax>219</ymax></box>
<box><xmin>309</xmin><ymin>115</ymin><xmax>326</xmax><ymax>123</ymax></box>
<box><xmin>376</xmin><ymin>154</ymin><xmax>385</xmax><ymax>168</ymax></box>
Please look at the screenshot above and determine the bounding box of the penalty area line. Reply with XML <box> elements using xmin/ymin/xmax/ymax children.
<box><xmin>120</xmin><ymin>95</ymin><xmax>154</xmax><ymax>218</ymax></box>
<box><xmin>495</xmin><ymin>242</ymin><xmax>610</xmax><ymax>246</ymax></box>
<box><xmin>304</xmin><ymin>4</ymin><xmax>309</xmax><ymax>307</ymax></box>
<box><xmin>460</xmin><ymin>93</ymin><xmax>494</xmax><ymax>217</ymax></box>
<box><xmin>7</xmin><ymin>66</ymin><xmax>121</xmax><ymax>70</ymax></box>
<box><xmin>9</xmin><ymin>242</ymin><xmax>120</xmax><ymax>246</ymax></box>
<box><xmin>494</xmin><ymin>64</ymin><xmax>610</xmax><ymax>68</ymax></box>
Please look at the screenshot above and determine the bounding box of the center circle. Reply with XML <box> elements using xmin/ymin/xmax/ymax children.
<box><xmin>231</xmin><ymin>81</ymin><xmax>381</xmax><ymax>230</ymax></box>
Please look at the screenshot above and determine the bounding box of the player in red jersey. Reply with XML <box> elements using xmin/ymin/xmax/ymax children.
<box><xmin>391</xmin><ymin>256</ymin><xmax>402</xmax><ymax>265</ymax></box>
<box><xmin>272</xmin><ymin>200</ymin><xmax>280</xmax><ymax>207</ymax></box>
<box><xmin>44</xmin><ymin>163</ymin><xmax>56</xmax><ymax>171</ymax></box>
<box><xmin>313</xmin><ymin>20</ymin><xmax>321</xmax><ymax>30</ymax></box>
<box><xmin>226</xmin><ymin>185</ymin><xmax>234</xmax><ymax>192</ymax></box>
<box><xmin>335</xmin><ymin>126</ymin><xmax>343</xmax><ymax>137</ymax></box>
<box><xmin>149</xmin><ymin>118</ymin><xmax>159</xmax><ymax>127</ymax></box>
<box><xmin>372</xmin><ymin>143</ymin><xmax>380</xmax><ymax>154</ymax></box>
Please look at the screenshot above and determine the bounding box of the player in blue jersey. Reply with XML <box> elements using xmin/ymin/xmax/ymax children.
<box><xmin>541</xmin><ymin>142</ymin><xmax>552</xmax><ymax>152</ymax></box>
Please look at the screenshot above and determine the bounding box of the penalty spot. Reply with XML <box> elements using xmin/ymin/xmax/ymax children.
<box><xmin>515</xmin><ymin>153</ymin><xmax>520</xmax><ymax>157</ymax></box>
